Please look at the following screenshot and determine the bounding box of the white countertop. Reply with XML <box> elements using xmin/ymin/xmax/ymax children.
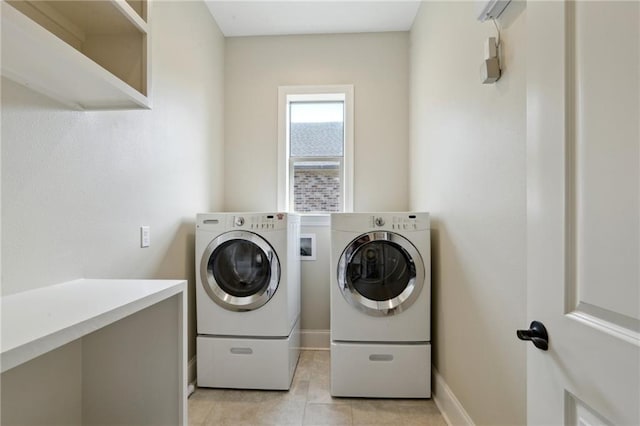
<box><xmin>1</xmin><ymin>279</ymin><xmax>187</xmax><ymax>373</ymax></box>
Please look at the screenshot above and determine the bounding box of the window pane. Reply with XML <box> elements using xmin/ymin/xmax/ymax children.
<box><xmin>293</xmin><ymin>161</ymin><xmax>341</xmax><ymax>212</ymax></box>
<box><xmin>290</xmin><ymin>102</ymin><xmax>344</xmax><ymax>157</ymax></box>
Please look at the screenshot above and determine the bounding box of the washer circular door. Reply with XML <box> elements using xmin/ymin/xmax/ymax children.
<box><xmin>201</xmin><ymin>230</ymin><xmax>280</xmax><ymax>311</ymax></box>
<box><xmin>337</xmin><ymin>231</ymin><xmax>424</xmax><ymax>316</ymax></box>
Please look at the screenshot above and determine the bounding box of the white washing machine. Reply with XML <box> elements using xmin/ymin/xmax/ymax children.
<box><xmin>330</xmin><ymin>212</ymin><xmax>431</xmax><ymax>398</ymax></box>
<box><xmin>195</xmin><ymin>212</ymin><xmax>300</xmax><ymax>390</ymax></box>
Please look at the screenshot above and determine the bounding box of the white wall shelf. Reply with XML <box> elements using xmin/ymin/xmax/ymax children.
<box><xmin>1</xmin><ymin>0</ymin><xmax>151</xmax><ymax>110</ymax></box>
<box><xmin>1</xmin><ymin>279</ymin><xmax>184</xmax><ymax>372</ymax></box>
<box><xmin>1</xmin><ymin>279</ymin><xmax>186</xmax><ymax>425</ymax></box>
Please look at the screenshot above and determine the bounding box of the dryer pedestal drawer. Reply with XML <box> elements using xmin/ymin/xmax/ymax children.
<box><xmin>197</xmin><ymin>318</ymin><xmax>300</xmax><ymax>390</ymax></box>
<box><xmin>330</xmin><ymin>341</ymin><xmax>431</xmax><ymax>398</ymax></box>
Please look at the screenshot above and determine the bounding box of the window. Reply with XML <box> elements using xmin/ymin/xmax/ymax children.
<box><xmin>278</xmin><ymin>85</ymin><xmax>354</xmax><ymax>213</ymax></box>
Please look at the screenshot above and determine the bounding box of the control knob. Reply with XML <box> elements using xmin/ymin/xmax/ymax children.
<box><xmin>235</xmin><ymin>217</ymin><xmax>245</xmax><ymax>227</ymax></box>
<box><xmin>374</xmin><ymin>217</ymin><xmax>385</xmax><ymax>227</ymax></box>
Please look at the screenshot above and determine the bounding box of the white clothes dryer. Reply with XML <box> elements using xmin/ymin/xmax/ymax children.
<box><xmin>330</xmin><ymin>212</ymin><xmax>431</xmax><ymax>398</ymax></box>
<box><xmin>195</xmin><ymin>212</ymin><xmax>300</xmax><ymax>390</ymax></box>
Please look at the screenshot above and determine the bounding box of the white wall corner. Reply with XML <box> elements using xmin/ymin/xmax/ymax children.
<box><xmin>433</xmin><ymin>367</ymin><xmax>475</xmax><ymax>426</ymax></box>
<box><xmin>300</xmin><ymin>329</ymin><xmax>330</xmax><ymax>350</ymax></box>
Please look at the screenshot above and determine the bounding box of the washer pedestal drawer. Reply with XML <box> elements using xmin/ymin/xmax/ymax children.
<box><xmin>197</xmin><ymin>318</ymin><xmax>300</xmax><ymax>390</ymax></box>
<box><xmin>330</xmin><ymin>341</ymin><xmax>431</xmax><ymax>398</ymax></box>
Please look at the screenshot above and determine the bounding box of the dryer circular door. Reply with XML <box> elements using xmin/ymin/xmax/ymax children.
<box><xmin>337</xmin><ymin>231</ymin><xmax>425</xmax><ymax>316</ymax></box>
<box><xmin>200</xmin><ymin>230</ymin><xmax>280</xmax><ymax>311</ymax></box>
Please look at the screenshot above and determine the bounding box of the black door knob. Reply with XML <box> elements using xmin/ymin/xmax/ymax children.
<box><xmin>517</xmin><ymin>321</ymin><xmax>549</xmax><ymax>351</ymax></box>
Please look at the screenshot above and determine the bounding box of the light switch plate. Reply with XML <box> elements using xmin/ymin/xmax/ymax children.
<box><xmin>140</xmin><ymin>226</ymin><xmax>150</xmax><ymax>248</ymax></box>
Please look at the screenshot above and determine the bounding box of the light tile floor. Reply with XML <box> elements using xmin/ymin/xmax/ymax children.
<box><xmin>189</xmin><ymin>350</ymin><xmax>446</xmax><ymax>426</ymax></box>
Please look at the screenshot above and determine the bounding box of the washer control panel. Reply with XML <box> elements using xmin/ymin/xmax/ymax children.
<box><xmin>198</xmin><ymin>213</ymin><xmax>291</xmax><ymax>231</ymax></box>
<box><xmin>231</xmin><ymin>213</ymin><xmax>287</xmax><ymax>230</ymax></box>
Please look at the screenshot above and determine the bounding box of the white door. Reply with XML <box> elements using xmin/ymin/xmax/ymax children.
<box><xmin>526</xmin><ymin>1</ymin><xmax>639</xmax><ymax>425</ymax></box>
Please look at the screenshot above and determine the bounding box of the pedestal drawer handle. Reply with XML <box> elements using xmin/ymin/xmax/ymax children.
<box><xmin>230</xmin><ymin>347</ymin><xmax>253</xmax><ymax>355</ymax></box>
<box><xmin>369</xmin><ymin>354</ymin><xmax>393</xmax><ymax>361</ymax></box>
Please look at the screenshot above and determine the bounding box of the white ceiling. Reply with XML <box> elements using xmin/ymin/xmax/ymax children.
<box><xmin>204</xmin><ymin>1</ymin><xmax>422</xmax><ymax>37</ymax></box>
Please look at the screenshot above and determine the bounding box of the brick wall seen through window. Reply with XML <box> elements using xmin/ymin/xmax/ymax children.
<box><xmin>293</xmin><ymin>165</ymin><xmax>340</xmax><ymax>212</ymax></box>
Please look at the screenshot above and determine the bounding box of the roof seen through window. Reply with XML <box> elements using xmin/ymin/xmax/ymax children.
<box><xmin>290</xmin><ymin>101</ymin><xmax>344</xmax><ymax>157</ymax></box>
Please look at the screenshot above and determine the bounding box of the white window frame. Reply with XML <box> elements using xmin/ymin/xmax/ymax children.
<box><xmin>277</xmin><ymin>85</ymin><xmax>354</xmax><ymax>214</ymax></box>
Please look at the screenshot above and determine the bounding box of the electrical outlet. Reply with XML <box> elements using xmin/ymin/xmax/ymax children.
<box><xmin>140</xmin><ymin>226</ymin><xmax>150</xmax><ymax>248</ymax></box>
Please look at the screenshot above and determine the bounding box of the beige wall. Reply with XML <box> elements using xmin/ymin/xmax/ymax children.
<box><xmin>1</xmin><ymin>0</ymin><xmax>224</xmax><ymax>375</ymax></box>
<box><xmin>224</xmin><ymin>32</ymin><xmax>410</xmax><ymax>212</ymax></box>
<box><xmin>224</xmin><ymin>32</ymin><xmax>410</xmax><ymax>332</ymax></box>
<box><xmin>410</xmin><ymin>2</ymin><xmax>527</xmax><ymax>425</ymax></box>
<box><xmin>299</xmin><ymin>225</ymin><xmax>331</xmax><ymax>331</ymax></box>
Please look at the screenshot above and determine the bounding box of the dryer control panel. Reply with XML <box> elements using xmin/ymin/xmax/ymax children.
<box><xmin>390</xmin><ymin>215</ymin><xmax>419</xmax><ymax>231</ymax></box>
<box><xmin>332</xmin><ymin>212</ymin><xmax>430</xmax><ymax>232</ymax></box>
<box><xmin>371</xmin><ymin>214</ymin><xmax>421</xmax><ymax>231</ymax></box>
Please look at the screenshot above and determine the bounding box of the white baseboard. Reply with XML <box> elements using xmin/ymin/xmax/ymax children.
<box><xmin>433</xmin><ymin>367</ymin><xmax>474</xmax><ymax>426</ymax></box>
<box><xmin>300</xmin><ymin>329</ymin><xmax>330</xmax><ymax>350</ymax></box>
<box><xmin>188</xmin><ymin>356</ymin><xmax>197</xmax><ymax>387</ymax></box>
